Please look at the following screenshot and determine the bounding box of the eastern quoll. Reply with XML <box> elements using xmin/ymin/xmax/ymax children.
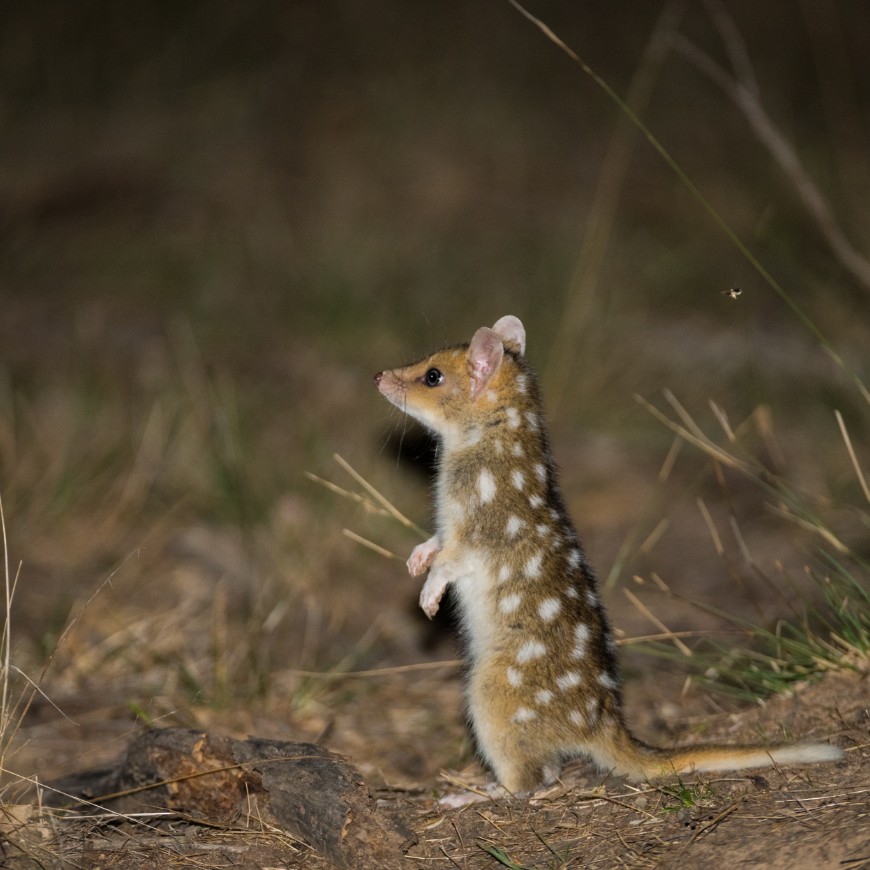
<box><xmin>374</xmin><ymin>315</ymin><xmax>842</xmax><ymax>795</ymax></box>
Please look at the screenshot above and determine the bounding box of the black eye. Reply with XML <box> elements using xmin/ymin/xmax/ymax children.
<box><xmin>424</xmin><ymin>367</ymin><xmax>444</xmax><ymax>387</ymax></box>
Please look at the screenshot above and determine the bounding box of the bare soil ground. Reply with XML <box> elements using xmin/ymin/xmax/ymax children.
<box><xmin>2</xmin><ymin>666</ymin><xmax>867</xmax><ymax>868</ymax></box>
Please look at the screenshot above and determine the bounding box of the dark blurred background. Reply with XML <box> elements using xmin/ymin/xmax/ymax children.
<box><xmin>3</xmin><ymin>1</ymin><xmax>868</xmax><ymax>369</ymax></box>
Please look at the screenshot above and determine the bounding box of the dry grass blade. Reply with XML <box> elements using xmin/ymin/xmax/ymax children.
<box><xmin>287</xmin><ymin>660</ymin><xmax>461</xmax><ymax>679</ymax></box>
<box><xmin>342</xmin><ymin>529</ymin><xmax>400</xmax><ymax>560</ymax></box>
<box><xmin>639</xmin><ymin>518</ymin><xmax>669</xmax><ymax>554</ymax></box>
<box><xmin>303</xmin><ymin>472</ymin><xmax>393</xmax><ymax>519</ymax></box>
<box><xmin>332</xmin><ymin>453</ymin><xmax>426</xmax><ymax>536</ymax></box>
<box><xmin>662</xmin><ymin>389</ymin><xmax>710</xmax><ymax>443</ymax></box>
<box><xmin>306</xmin><ymin>454</ymin><xmax>435</xmax><ymax>573</ymax></box>
<box><xmin>753</xmin><ymin>405</ymin><xmax>787</xmax><ymax>470</ymax></box>
<box><xmin>658</xmin><ymin>436</ymin><xmax>683</xmax><ymax>482</ymax></box>
<box><xmin>727</xmin><ymin>515</ymin><xmax>754</xmax><ymax>565</ymax></box>
<box><xmin>308</xmin><ymin>455</ymin><xmax>431</xmax><ymax>562</ymax></box>
<box><xmin>0</xmin><ymin>492</ymin><xmax>10</xmax><ymax>772</ymax></box>
<box><xmin>438</xmin><ymin>771</ymin><xmax>503</xmax><ymax>802</ymax></box>
<box><xmin>635</xmin><ymin>394</ymin><xmax>754</xmax><ymax>475</ymax></box>
<box><xmin>1</xmin><ymin>771</ymin><xmax>169</xmax><ymax>834</ymax></box>
<box><xmin>7</xmin><ymin>667</ymin><xmax>76</xmax><ymax>724</ymax></box>
<box><xmin>619</xmin><ymin>629</ymin><xmax>745</xmax><ymax>646</ymax></box>
<box><xmin>835</xmin><ymin>410</ymin><xmax>870</xmax><ymax>505</ymax></box>
<box><xmin>0</xmin><ymin>496</ymin><xmax>31</xmax><ymax>787</ymax></box>
<box><xmin>639</xmin><ymin>571</ymin><xmax>761</xmax><ymax>629</ymax></box>
<box><xmin>709</xmin><ymin>401</ymin><xmax>736</xmax><ymax>444</ymax></box>
<box><xmin>623</xmin><ymin>587</ymin><xmax>692</xmax><ymax>656</ymax></box>
<box><xmin>696</xmin><ymin>497</ymin><xmax>725</xmax><ymax>557</ymax></box>
<box><xmin>765</xmin><ymin>503</ymin><xmax>852</xmax><ymax>555</ymax></box>
<box><xmin>684</xmin><ymin>799</ymin><xmax>743</xmax><ymax>847</ymax></box>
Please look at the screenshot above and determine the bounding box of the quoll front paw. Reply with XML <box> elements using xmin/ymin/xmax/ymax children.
<box><xmin>419</xmin><ymin>571</ymin><xmax>448</xmax><ymax>619</ymax></box>
<box><xmin>407</xmin><ymin>535</ymin><xmax>440</xmax><ymax>577</ymax></box>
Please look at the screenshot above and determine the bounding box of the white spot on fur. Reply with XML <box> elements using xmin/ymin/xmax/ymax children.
<box><xmin>538</xmin><ymin>597</ymin><xmax>561</xmax><ymax>621</ymax></box>
<box><xmin>565</xmin><ymin>586</ymin><xmax>579</xmax><ymax>599</ymax></box>
<box><xmin>478</xmin><ymin>468</ymin><xmax>496</xmax><ymax>503</ymax></box>
<box><xmin>535</xmin><ymin>522</ymin><xmax>550</xmax><ymax>538</ymax></box>
<box><xmin>572</xmin><ymin>624</ymin><xmax>590</xmax><ymax>659</ymax></box>
<box><xmin>534</xmin><ymin>463</ymin><xmax>546</xmax><ymax>482</ymax></box>
<box><xmin>586</xmin><ymin>697</ymin><xmax>600</xmax><ymax>724</ymax></box>
<box><xmin>535</xmin><ymin>689</ymin><xmax>553</xmax><ymax>705</ymax></box>
<box><xmin>507</xmin><ymin>667</ymin><xmax>522</xmax><ymax>687</ymax></box>
<box><xmin>511</xmin><ymin>469</ymin><xmax>525</xmax><ymax>490</ymax></box>
<box><xmin>556</xmin><ymin>671</ymin><xmax>582</xmax><ymax>691</ymax></box>
<box><xmin>511</xmin><ymin>442</ymin><xmax>523</xmax><ymax>457</ymax></box>
<box><xmin>550</xmin><ymin>508</ymin><xmax>561</xmax><ymax>521</ymax></box>
<box><xmin>465</xmin><ymin>426</ymin><xmax>482</xmax><ymax>447</ymax></box>
<box><xmin>569</xmin><ymin>709</ymin><xmax>585</xmax><ymax>726</ymax></box>
<box><xmin>529</xmin><ymin>494</ymin><xmax>543</xmax><ymax>509</ymax></box>
<box><xmin>567</xmin><ymin>549</ymin><xmax>581</xmax><ymax>569</ymax></box>
<box><xmin>498</xmin><ymin>564</ymin><xmax>511</xmax><ymax>583</ymax></box>
<box><xmin>506</xmin><ymin>407</ymin><xmax>520</xmax><ymax>429</ymax></box>
<box><xmin>494</xmin><ymin>440</ymin><xmax>504</xmax><ymax>455</ymax></box>
<box><xmin>516</xmin><ymin>639</ymin><xmax>546</xmax><ymax>663</ymax></box>
<box><xmin>524</xmin><ymin>551</ymin><xmax>543</xmax><ymax>578</ymax></box>
<box><xmin>516</xmin><ymin>374</ymin><xmax>528</xmax><ymax>394</ymax></box>
<box><xmin>526</xmin><ymin>411</ymin><xmax>539</xmax><ymax>430</ymax></box>
<box><xmin>499</xmin><ymin>593</ymin><xmax>522</xmax><ymax>614</ymax></box>
<box><xmin>505</xmin><ymin>515</ymin><xmax>524</xmax><ymax>538</ymax></box>
<box><xmin>598</xmin><ymin>672</ymin><xmax>618</xmax><ymax>690</ymax></box>
<box><xmin>513</xmin><ymin>706</ymin><xmax>536</xmax><ymax>723</ymax></box>
<box><xmin>486</xmin><ymin>390</ymin><xmax>497</xmax><ymax>402</ymax></box>
<box><xmin>586</xmin><ymin>588</ymin><xmax>599</xmax><ymax>607</ymax></box>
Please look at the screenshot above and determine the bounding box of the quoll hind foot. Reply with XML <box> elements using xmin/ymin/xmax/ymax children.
<box><xmin>437</xmin><ymin>779</ymin><xmax>562</xmax><ymax>809</ymax></box>
<box><xmin>437</xmin><ymin>782</ymin><xmax>519</xmax><ymax>809</ymax></box>
<box><xmin>438</xmin><ymin>764</ymin><xmax>561</xmax><ymax>809</ymax></box>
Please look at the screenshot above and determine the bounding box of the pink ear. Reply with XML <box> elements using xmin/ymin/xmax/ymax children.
<box><xmin>467</xmin><ymin>327</ymin><xmax>504</xmax><ymax>400</ymax></box>
<box><xmin>492</xmin><ymin>315</ymin><xmax>525</xmax><ymax>356</ymax></box>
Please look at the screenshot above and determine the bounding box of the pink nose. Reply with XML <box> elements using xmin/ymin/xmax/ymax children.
<box><xmin>373</xmin><ymin>372</ymin><xmax>383</xmax><ymax>385</ymax></box>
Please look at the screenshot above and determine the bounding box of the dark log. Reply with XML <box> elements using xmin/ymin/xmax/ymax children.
<box><xmin>48</xmin><ymin>728</ymin><xmax>414</xmax><ymax>868</ymax></box>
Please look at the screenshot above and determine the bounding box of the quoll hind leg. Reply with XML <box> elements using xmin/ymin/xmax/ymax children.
<box><xmin>436</xmin><ymin>748</ymin><xmax>554</xmax><ymax>808</ymax></box>
<box><xmin>467</xmin><ymin>667</ymin><xmax>558</xmax><ymax>795</ymax></box>
<box><xmin>483</xmin><ymin>743</ymin><xmax>550</xmax><ymax>795</ymax></box>
<box><xmin>437</xmin><ymin>722</ymin><xmax>563</xmax><ymax>807</ymax></box>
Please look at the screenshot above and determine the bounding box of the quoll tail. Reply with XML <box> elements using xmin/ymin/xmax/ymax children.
<box><xmin>595</xmin><ymin>729</ymin><xmax>843</xmax><ymax>782</ymax></box>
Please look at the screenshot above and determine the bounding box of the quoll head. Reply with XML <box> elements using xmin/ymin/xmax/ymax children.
<box><xmin>374</xmin><ymin>315</ymin><xmax>527</xmax><ymax>440</ymax></box>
